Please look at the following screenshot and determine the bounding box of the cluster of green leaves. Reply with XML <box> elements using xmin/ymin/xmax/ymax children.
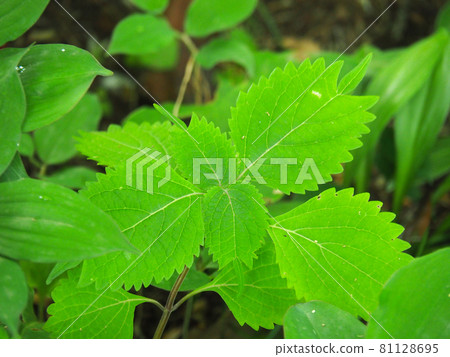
<box><xmin>284</xmin><ymin>248</ymin><xmax>450</xmax><ymax>339</ymax></box>
<box><xmin>43</xmin><ymin>50</ymin><xmax>416</xmax><ymax>337</ymax></box>
<box><xmin>1</xmin><ymin>0</ymin><xmax>449</xmax><ymax>341</ymax></box>
<box><xmin>0</xmin><ymin>0</ymin><xmax>133</xmax><ymax>338</ymax></box>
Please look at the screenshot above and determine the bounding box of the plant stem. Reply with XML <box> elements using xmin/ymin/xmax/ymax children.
<box><xmin>173</xmin><ymin>55</ymin><xmax>195</xmax><ymax>117</ymax></box>
<box><xmin>153</xmin><ymin>266</ymin><xmax>190</xmax><ymax>339</ymax></box>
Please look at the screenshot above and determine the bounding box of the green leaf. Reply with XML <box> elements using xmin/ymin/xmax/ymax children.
<box><xmin>43</xmin><ymin>167</ymin><xmax>98</xmax><ymax>190</ymax></box>
<box><xmin>78</xmin><ymin>167</ymin><xmax>204</xmax><ymax>290</ymax></box>
<box><xmin>393</xmin><ymin>39</ymin><xmax>450</xmax><ymax>211</ymax></box>
<box><xmin>170</xmin><ymin>114</ymin><xmax>237</xmax><ymax>190</ymax></box>
<box><xmin>123</xmin><ymin>105</ymin><xmax>170</xmax><ymax>124</ymax></box>
<box><xmin>20</xmin><ymin>322</ymin><xmax>50</xmax><ymax>339</ymax></box>
<box><xmin>130</xmin><ymin>0</ymin><xmax>169</xmax><ymax>14</ymax></box>
<box><xmin>203</xmin><ymin>183</ymin><xmax>268</xmax><ymax>268</ymax></box>
<box><xmin>197</xmin><ymin>38</ymin><xmax>255</xmax><ymax>76</ymax></box>
<box><xmin>185</xmin><ymin>0</ymin><xmax>258</xmax><ymax>37</ymax></box>
<box><xmin>45</xmin><ymin>271</ymin><xmax>147</xmax><ymax>338</ymax></box>
<box><xmin>0</xmin><ymin>153</ymin><xmax>27</xmax><ymax>183</ymax></box>
<box><xmin>268</xmin><ymin>188</ymin><xmax>412</xmax><ymax>319</ymax></box>
<box><xmin>0</xmin><ymin>257</ymin><xmax>28</xmax><ymax>336</ymax></box>
<box><xmin>0</xmin><ymin>0</ymin><xmax>49</xmax><ymax>46</ymax></box>
<box><xmin>109</xmin><ymin>14</ymin><xmax>176</xmax><ymax>55</ymax></box>
<box><xmin>436</xmin><ymin>1</ymin><xmax>450</xmax><ymax>31</ymax></box>
<box><xmin>418</xmin><ymin>137</ymin><xmax>450</xmax><ymax>183</ymax></box>
<box><xmin>337</xmin><ymin>54</ymin><xmax>372</xmax><ymax>94</ymax></box>
<box><xmin>0</xmin><ymin>48</ymin><xmax>28</xmax><ymax>175</ymax></box>
<box><xmin>201</xmin><ymin>238</ymin><xmax>298</xmax><ymax>330</ymax></box>
<box><xmin>35</xmin><ymin>93</ymin><xmax>103</xmax><ymax>165</ymax></box>
<box><xmin>0</xmin><ymin>179</ymin><xmax>136</xmax><ymax>263</ymax></box>
<box><xmin>0</xmin><ymin>326</ymin><xmax>9</xmax><ymax>339</ymax></box>
<box><xmin>77</xmin><ymin>121</ymin><xmax>173</xmax><ymax>168</ymax></box>
<box><xmin>366</xmin><ymin>248</ymin><xmax>450</xmax><ymax>339</ymax></box>
<box><xmin>229</xmin><ymin>59</ymin><xmax>377</xmax><ymax>194</ymax></box>
<box><xmin>18</xmin><ymin>133</ymin><xmax>34</xmax><ymax>157</ymax></box>
<box><xmin>46</xmin><ymin>261</ymin><xmax>81</xmax><ymax>285</ymax></box>
<box><xmin>126</xmin><ymin>38</ymin><xmax>179</xmax><ymax>71</ymax></box>
<box><xmin>284</xmin><ymin>301</ymin><xmax>366</xmax><ymax>339</ymax></box>
<box><xmin>19</xmin><ymin>44</ymin><xmax>112</xmax><ymax>132</ymax></box>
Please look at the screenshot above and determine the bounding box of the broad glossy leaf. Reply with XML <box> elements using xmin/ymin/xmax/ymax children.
<box><xmin>130</xmin><ymin>0</ymin><xmax>169</xmax><ymax>14</ymax></box>
<box><xmin>0</xmin><ymin>179</ymin><xmax>136</xmax><ymax>262</ymax></box>
<box><xmin>185</xmin><ymin>0</ymin><xmax>258</xmax><ymax>37</ymax></box>
<box><xmin>284</xmin><ymin>301</ymin><xmax>366</xmax><ymax>339</ymax></box>
<box><xmin>19</xmin><ymin>44</ymin><xmax>112</xmax><ymax>131</ymax></box>
<box><xmin>268</xmin><ymin>188</ymin><xmax>412</xmax><ymax>319</ymax></box>
<box><xmin>77</xmin><ymin>121</ymin><xmax>173</xmax><ymax>167</ymax></box>
<box><xmin>0</xmin><ymin>257</ymin><xmax>28</xmax><ymax>336</ymax></box>
<box><xmin>229</xmin><ymin>58</ymin><xmax>377</xmax><ymax>194</ymax></box>
<box><xmin>393</xmin><ymin>39</ymin><xmax>450</xmax><ymax>211</ymax></box>
<box><xmin>170</xmin><ymin>114</ymin><xmax>237</xmax><ymax>190</ymax></box>
<box><xmin>43</xmin><ymin>167</ymin><xmax>98</xmax><ymax>190</ymax></box>
<box><xmin>35</xmin><ymin>93</ymin><xmax>102</xmax><ymax>165</ymax></box>
<box><xmin>197</xmin><ymin>38</ymin><xmax>255</xmax><ymax>76</ymax></box>
<box><xmin>78</xmin><ymin>167</ymin><xmax>204</xmax><ymax>290</ymax></box>
<box><xmin>347</xmin><ymin>29</ymin><xmax>448</xmax><ymax>190</ymax></box>
<box><xmin>203</xmin><ymin>183</ymin><xmax>268</xmax><ymax>268</ymax></box>
<box><xmin>202</xmin><ymin>239</ymin><xmax>298</xmax><ymax>330</ymax></box>
<box><xmin>0</xmin><ymin>48</ymin><xmax>28</xmax><ymax>175</ymax></box>
<box><xmin>46</xmin><ymin>271</ymin><xmax>147</xmax><ymax>338</ymax></box>
<box><xmin>0</xmin><ymin>0</ymin><xmax>49</xmax><ymax>46</ymax></box>
<box><xmin>366</xmin><ymin>248</ymin><xmax>450</xmax><ymax>339</ymax></box>
<box><xmin>109</xmin><ymin>14</ymin><xmax>176</xmax><ymax>55</ymax></box>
